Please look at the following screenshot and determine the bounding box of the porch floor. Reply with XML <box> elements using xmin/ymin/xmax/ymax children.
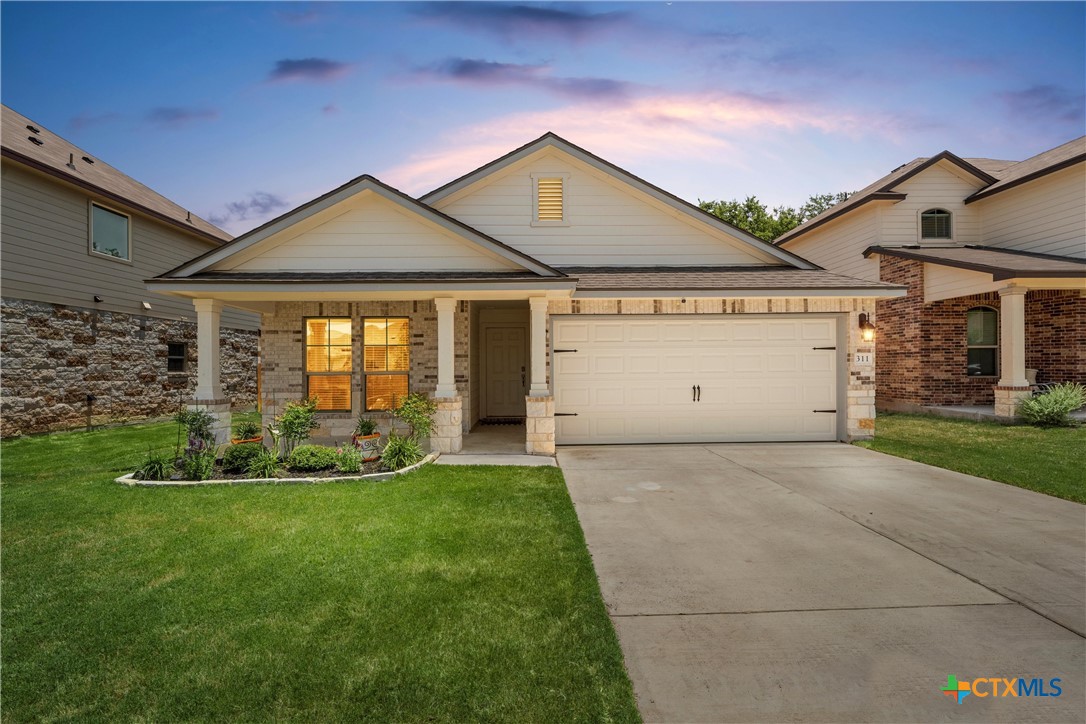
<box><xmin>462</xmin><ymin>422</ymin><xmax>527</xmax><ymax>455</ymax></box>
<box><xmin>921</xmin><ymin>405</ymin><xmax>1086</xmax><ymax>423</ymax></box>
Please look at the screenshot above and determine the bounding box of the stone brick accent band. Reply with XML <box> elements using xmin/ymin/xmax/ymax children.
<box><xmin>525</xmin><ymin>395</ymin><xmax>555</xmax><ymax>455</ymax></box>
<box><xmin>430</xmin><ymin>396</ymin><xmax>463</xmax><ymax>454</ymax></box>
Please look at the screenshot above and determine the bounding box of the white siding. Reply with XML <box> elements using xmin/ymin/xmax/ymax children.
<box><xmin>433</xmin><ymin>150</ymin><xmax>782</xmax><ymax>267</ymax></box>
<box><xmin>0</xmin><ymin>162</ymin><xmax>257</xmax><ymax>330</ymax></box>
<box><xmin>880</xmin><ymin>162</ymin><xmax>987</xmax><ymax>246</ymax></box>
<box><xmin>923</xmin><ymin>264</ymin><xmax>1002</xmax><ymax>302</ymax></box>
<box><xmin>221</xmin><ymin>190</ymin><xmax>522</xmax><ymax>272</ymax></box>
<box><xmin>782</xmin><ymin>206</ymin><xmax>882</xmax><ymax>282</ymax></box>
<box><xmin>975</xmin><ymin>164</ymin><xmax>1086</xmax><ymax>258</ymax></box>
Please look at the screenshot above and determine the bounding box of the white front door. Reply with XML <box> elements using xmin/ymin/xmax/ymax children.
<box><xmin>485</xmin><ymin>327</ymin><xmax>527</xmax><ymax>417</ymax></box>
<box><xmin>552</xmin><ymin>315</ymin><xmax>839</xmax><ymax>443</ymax></box>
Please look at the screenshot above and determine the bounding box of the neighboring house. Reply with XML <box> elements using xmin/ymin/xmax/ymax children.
<box><xmin>776</xmin><ymin>138</ymin><xmax>1086</xmax><ymax>419</ymax></box>
<box><xmin>148</xmin><ymin>133</ymin><xmax>903</xmax><ymax>454</ymax></box>
<box><xmin>0</xmin><ymin>105</ymin><xmax>260</xmax><ymax>436</ymax></box>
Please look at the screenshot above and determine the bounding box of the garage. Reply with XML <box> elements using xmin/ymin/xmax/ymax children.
<box><xmin>552</xmin><ymin>315</ymin><xmax>842</xmax><ymax>444</ymax></box>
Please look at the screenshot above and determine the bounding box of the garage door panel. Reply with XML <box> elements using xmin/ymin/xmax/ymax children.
<box><xmin>553</xmin><ymin>316</ymin><xmax>839</xmax><ymax>444</ymax></box>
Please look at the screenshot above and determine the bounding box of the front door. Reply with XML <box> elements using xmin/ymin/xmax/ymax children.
<box><xmin>485</xmin><ymin>327</ymin><xmax>527</xmax><ymax>417</ymax></box>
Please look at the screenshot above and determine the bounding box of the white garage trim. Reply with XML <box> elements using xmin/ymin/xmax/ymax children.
<box><xmin>551</xmin><ymin>314</ymin><xmax>848</xmax><ymax>444</ymax></box>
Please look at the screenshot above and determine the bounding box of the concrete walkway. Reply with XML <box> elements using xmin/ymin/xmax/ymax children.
<box><xmin>559</xmin><ymin>443</ymin><xmax>1085</xmax><ymax>723</ymax></box>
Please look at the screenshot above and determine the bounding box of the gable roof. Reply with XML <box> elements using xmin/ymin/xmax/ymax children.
<box><xmin>776</xmin><ymin>151</ymin><xmax>1010</xmax><ymax>246</ymax></box>
<box><xmin>964</xmin><ymin>136</ymin><xmax>1086</xmax><ymax>204</ymax></box>
<box><xmin>160</xmin><ymin>173</ymin><xmax>563</xmax><ymax>279</ymax></box>
<box><xmin>421</xmin><ymin>131</ymin><xmax>819</xmax><ymax>270</ymax></box>
<box><xmin>864</xmin><ymin>245</ymin><xmax>1086</xmax><ymax>280</ymax></box>
<box><xmin>1</xmin><ymin>104</ymin><xmax>230</xmax><ymax>245</ymax></box>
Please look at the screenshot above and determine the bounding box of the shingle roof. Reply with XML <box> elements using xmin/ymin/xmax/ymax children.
<box><xmin>965</xmin><ymin>136</ymin><xmax>1086</xmax><ymax>203</ymax></box>
<box><xmin>181</xmin><ymin>271</ymin><xmax>556</xmax><ymax>282</ymax></box>
<box><xmin>1</xmin><ymin>104</ymin><xmax>230</xmax><ymax>244</ymax></box>
<box><xmin>558</xmin><ymin>266</ymin><xmax>905</xmax><ymax>292</ymax></box>
<box><xmin>864</xmin><ymin>245</ymin><xmax>1086</xmax><ymax>280</ymax></box>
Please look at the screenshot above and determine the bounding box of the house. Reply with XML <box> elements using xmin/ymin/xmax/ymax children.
<box><xmin>148</xmin><ymin>133</ymin><xmax>905</xmax><ymax>454</ymax></box>
<box><xmin>0</xmin><ymin>105</ymin><xmax>260</xmax><ymax>436</ymax></box>
<box><xmin>775</xmin><ymin>137</ymin><xmax>1086</xmax><ymax>419</ymax></box>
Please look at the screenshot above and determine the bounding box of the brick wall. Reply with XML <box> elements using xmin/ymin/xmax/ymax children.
<box><xmin>876</xmin><ymin>257</ymin><xmax>1085</xmax><ymax>409</ymax></box>
<box><xmin>260</xmin><ymin>300</ymin><xmax>471</xmax><ymax>441</ymax></box>
<box><xmin>0</xmin><ymin>297</ymin><xmax>258</xmax><ymax>436</ymax></box>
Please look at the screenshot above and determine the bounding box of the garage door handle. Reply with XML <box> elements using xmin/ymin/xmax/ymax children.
<box><xmin>696</xmin><ymin>385</ymin><xmax>701</xmax><ymax>402</ymax></box>
<box><xmin>813</xmin><ymin>409</ymin><xmax>837</xmax><ymax>413</ymax></box>
<box><xmin>555</xmin><ymin>412</ymin><xmax>578</xmax><ymax>417</ymax></box>
<box><xmin>812</xmin><ymin>346</ymin><xmax>837</xmax><ymax>350</ymax></box>
<box><xmin>692</xmin><ymin>385</ymin><xmax>697</xmax><ymax>402</ymax></box>
<box><xmin>554</xmin><ymin>348</ymin><xmax>578</xmax><ymax>353</ymax></box>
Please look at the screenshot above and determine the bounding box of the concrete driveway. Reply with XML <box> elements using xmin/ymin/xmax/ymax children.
<box><xmin>559</xmin><ymin>443</ymin><xmax>1085</xmax><ymax>723</ymax></box>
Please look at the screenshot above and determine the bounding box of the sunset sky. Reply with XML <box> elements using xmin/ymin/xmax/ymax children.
<box><xmin>2</xmin><ymin>2</ymin><xmax>1083</xmax><ymax>235</ymax></box>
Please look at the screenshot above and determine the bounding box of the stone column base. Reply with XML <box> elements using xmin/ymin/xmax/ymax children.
<box><xmin>846</xmin><ymin>385</ymin><xmax>876</xmax><ymax>441</ymax></box>
<box><xmin>187</xmin><ymin>399</ymin><xmax>232</xmax><ymax>448</ymax></box>
<box><xmin>430</xmin><ymin>396</ymin><xmax>463</xmax><ymax>454</ymax></box>
<box><xmin>994</xmin><ymin>386</ymin><xmax>1031</xmax><ymax>420</ymax></box>
<box><xmin>525</xmin><ymin>395</ymin><xmax>555</xmax><ymax>456</ymax></box>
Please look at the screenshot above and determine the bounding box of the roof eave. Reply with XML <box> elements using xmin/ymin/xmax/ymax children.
<box><xmin>964</xmin><ymin>153</ymin><xmax>1086</xmax><ymax>204</ymax></box>
<box><xmin>573</xmin><ymin>286</ymin><xmax>907</xmax><ymax>299</ymax></box>
<box><xmin>775</xmin><ymin>192</ymin><xmax>907</xmax><ymax>246</ymax></box>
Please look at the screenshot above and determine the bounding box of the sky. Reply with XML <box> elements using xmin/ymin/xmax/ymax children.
<box><xmin>2</xmin><ymin>1</ymin><xmax>1084</xmax><ymax>236</ymax></box>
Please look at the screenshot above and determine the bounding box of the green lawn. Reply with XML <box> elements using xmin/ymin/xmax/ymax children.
<box><xmin>1</xmin><ymin>421</ymin><xmax>639</xmax><ymax>722</ymax></box>
<box><xmin>856</xmin><ymin>413</ymin><xmax>1086</xmax><ymax>503</ymax></box>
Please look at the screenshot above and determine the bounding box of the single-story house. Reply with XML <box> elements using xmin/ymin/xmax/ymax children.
<box><xmin>149</xmin><ymin>133</ymin><xmax>904</xmax><ymax>454</ymax></box>
<box><xmin>776</xmin><ymin>136</ymin><xmax>1086</xmax><ymax>419</ymax></box>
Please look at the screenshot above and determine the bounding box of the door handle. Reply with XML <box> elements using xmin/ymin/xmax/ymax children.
<box><xmin>692</xmin><ymin>385</ymin><xmax>697</xmax><ymax>402</ymax></box>
<box><xmin>696</xmin><ymin>385</ymin><xmax>701</xmax><ymax>402</ymax></box>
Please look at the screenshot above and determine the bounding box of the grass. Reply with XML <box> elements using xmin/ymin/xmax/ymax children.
<box><xmin>1</xmin><ymin>420</ymin><xmax>639</xmax><ymax>722</ymax></box>
<box><xmin>856</xmin><ymin>413</ymin><xmax>1086</xmax><ymax>503</ymax></box>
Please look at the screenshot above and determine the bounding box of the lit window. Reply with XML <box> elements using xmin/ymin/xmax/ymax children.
<box><xmin>921</xmin><ymin>208</ymin><xmax>952</xmax><ymax>240</ymax></box>
<box><xmin>306</xmin><ymin>318</ymin><xmax>352</xmax><ymax>411</ymax></box>
<box><xmin>363</xmin><ymin>317</ymin><xmax>410</xmax><ymax>411</ymax></box>
<box><xmin>90</xmin><ymin>203</ymin><xmax>130</xmax><ymax>260</ymax></box>
<box><xmin>167</xmin><ymin>343</ymin><xmax>187</xmax><ymax>373</ymax></box>
<box><xmin>966</xmin><ymin>307</ymin><xmax>998</xmax><ymax>376</ymax></box>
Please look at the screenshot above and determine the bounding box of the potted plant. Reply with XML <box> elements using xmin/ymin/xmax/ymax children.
<box><xmin>231</xmin><ymin>420</ymin><xmax>263</xmax><ymax>445</ymax></box>
<box><xmin>352</xmin><ymin>416</ymin><xmax>382</xmax><ymax>462</ymax></box>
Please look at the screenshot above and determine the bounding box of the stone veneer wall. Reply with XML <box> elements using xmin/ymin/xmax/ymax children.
<box><xmin>1</xmin><ymin>297</ymin><xmax>258</xmax><ymax>437</ymax></box>
<box><xmin>260</xmin><ymin>300</ymin><xmax>471</xmax><ymax>444</ymax></box>
<box><xmin>877</xmin><ymin>257</ymin><xmax>1085</xmax><ymax>409</ymax></box>
<box><xmin>545</xmin><ymin>296</ymin><xmax>879</xmax><ymax>441</ymax></box>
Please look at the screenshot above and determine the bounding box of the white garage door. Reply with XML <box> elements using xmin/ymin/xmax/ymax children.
<box><xmin>552</xmin><ymin>315</ymin><xmax>839</xmax><ymax>444</ymax></box>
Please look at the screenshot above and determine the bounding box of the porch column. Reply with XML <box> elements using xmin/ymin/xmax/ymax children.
<box><xmin>995</xmin><ymin>286</ymin><xmax>1030</xmax><ymax>418</ymax></box>
<box><xmin>193</xmin><ymin>298</ymin><xmax>224</xmax><ymax>400</ymax></box>
<box><xmin>528</xmin><ymin>297</ymin><xmax>549</xmax><ymax>397</ymax></box>
<box><xmin>434</xmin><ymin>298</ymin><xmax>458</xmax><ymax>397</ymax></box>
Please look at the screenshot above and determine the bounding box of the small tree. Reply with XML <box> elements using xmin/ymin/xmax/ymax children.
<box><xmin>274</xmin><ymin>397</ymin><xmax>320</xmax><ymax>455</ymax></box>
<box><xmin>391</xmin><ymin>393</ymin><xmax>437</xmax><ymax>440</ymax></box>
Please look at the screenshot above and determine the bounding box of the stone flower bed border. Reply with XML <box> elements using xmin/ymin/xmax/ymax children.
<box><xmin>115</xmin><ymin>453</ymin><xmax>439</xmax><ymax>487</ymax></box>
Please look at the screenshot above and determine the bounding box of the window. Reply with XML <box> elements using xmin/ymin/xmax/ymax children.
<box><xmin>966</xmin><ymin>307</ymin><xmax>998</xmax><ymax>377</ymax></box>
<box><xmin>363</xmin><ymin>317</ymin><xmax>409</xmax><ymax>411</ymax></box>
<box><xmin>305</xmin><ymin>318</ymin><xmax>352</xmax><ymax>411</ymax></box>
<box><xmin>920</xmin><ymin>208</ymin><xmax>952</xmax><ymax>240</ymax></box>
<box><xmin>167</xmin><ymin>343</ymin><xmax>187</xmax><ymax>373</ymax></box>
<box><xmin>90</xmin><ymin>202</ymin><xmax>130</xmax><ymax>260</ymax></box>
<box><xmin>531</xmin><ymin>172</ymin><xmax>569</xmax><ymax>226</ymax></box>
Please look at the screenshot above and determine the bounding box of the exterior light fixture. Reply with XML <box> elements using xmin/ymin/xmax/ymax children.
<box><xmin>859</xmin><ymin>312</ymin><xmax>876</xmax><ymax>342</ymax></box>
<box><xmin>141</xmin><ymin>301</ymin><xmax>152</xmax><ymax>310</ymax></box>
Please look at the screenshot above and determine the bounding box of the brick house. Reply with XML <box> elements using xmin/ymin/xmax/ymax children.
<box><xmin>777</xmin><ymin>138</ymin><xmax>1085</xmax><ymax>419</ymax></box>
<box><xmin>148</xmin><ymin>133</ymin><xmax>904</xmax><ymax>455</ymax></box>
<box><xmin>0</xmin><ymin>105</ymin><xmax>260</xmax><ymax>436</ymax></box>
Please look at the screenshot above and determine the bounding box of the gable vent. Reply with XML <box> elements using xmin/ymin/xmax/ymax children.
<box><xmin>537</xmin><ymin>177</ymin><xmax>564</xmax><ymax>221</ymax></box>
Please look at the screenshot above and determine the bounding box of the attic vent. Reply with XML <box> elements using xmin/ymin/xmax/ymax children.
<box><xmin>28</xmin><ymin>136</ymin><xmax>43</xmax><ymax>146</ymax></box>
<box><xmin>536</xmin><ymin>177</ymin><xmax>563</xmax><ymax>221</ymax></box>
<box><xmin>26</xmin><ymin>124</ymin><xmax>40</xmax><ymax>134</ymax></box>
<box><xmin>82</xmin><ymin>156</ymin><xmax>95</xmax><ymax>164</ymax></box>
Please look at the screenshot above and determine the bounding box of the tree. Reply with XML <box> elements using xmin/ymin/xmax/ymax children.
<box><xmin>698</xmin><ymin>191</ymin><xmax>852</xmax><ymax>242</ymax></box>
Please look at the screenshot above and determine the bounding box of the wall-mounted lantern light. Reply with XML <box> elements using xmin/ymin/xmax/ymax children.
<box><xmin>859</xmin><ymin>312</ymin><xmax>876</xmax><ymax>342</ymax></box>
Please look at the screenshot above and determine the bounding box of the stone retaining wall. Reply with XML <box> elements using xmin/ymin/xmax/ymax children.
<box><xmin>1</xmin><ymin>297</ymin><xmax>258</xmax><ymax>437</ymax></box>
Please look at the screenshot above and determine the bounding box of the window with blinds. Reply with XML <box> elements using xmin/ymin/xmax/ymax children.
<box><xmin>305</xmin><ymin>317</ymin><xmax>352</xmax><ymax>410</ymax></box>
<box><xmin>363</xmin><ymin>317</ymin><xmax>410</xmax><ymax>411</ymax></box>
<box><xmin>966</xmin><ymin>307</ymin><xmax>998</xmax><ymax>377</ymax></box>
<box><xmin>536</xmin><ymin>177</ymin><xmax>564</xmax><ymax>221</ymax></box>
<box><xmin>921</xmin><ymin>208</ymin><xmax>952</xmax><ymax>240</ymax></box>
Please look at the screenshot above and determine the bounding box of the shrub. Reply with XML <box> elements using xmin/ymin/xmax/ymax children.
<box><xmin>135</xmin><ymin>448</ymin><xmax>174</xmax><ymax>481</ymax></box>
<box><xmin>287</xmin><ymin>444</ymin><xmax>338</xmax><ymax>472</ymax></box>
<box><xmin>334</xmin><ymin>446</ymin><xmax>364</xmax><ymax>474</ymax></box>
<box><xmin>1018</xmin><ymin>383</ymin><xmax>1086</xmax><ymax>427</ymax></box>
<box><xmin>354</xmin><ymin>416</ymin><xmax>378</xmax><ymax>436</ymax></box>
<box><xmin>182</xmin><ymin>448</ymin><xmax>217</xmax><ymax>481</ymax></box>
<box><xmin>246</xmin><ymin>448</ymin><xmax>282</xmax><ymax>479</ymax></box>
<box><xmin>222</xmin><ymin>443</ymin><xmax>265</xmax><ymax>473</ymax></box>
<box><xmin>276</xmin><ymin>398</ymin><xmax>320</xmax><ymax>454</ymax></box>
<box><xmin>392</xmin><ymin>393</ymin><xmax>437</xmax><ymax>440</ymax></box>
<box><xmin>380</xmin><ymin>432</ymin><xmax>424</xmax><ymax>471</ymax></box>
<box><xmin>176</xmin><ymin>408</ymin><xmax>215</xmax><ymax>451</ymax></box>
<box><xmin>233</xmin><ymin>420</ymin><xmax>261</xmax><ymax>440</ymax></box>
